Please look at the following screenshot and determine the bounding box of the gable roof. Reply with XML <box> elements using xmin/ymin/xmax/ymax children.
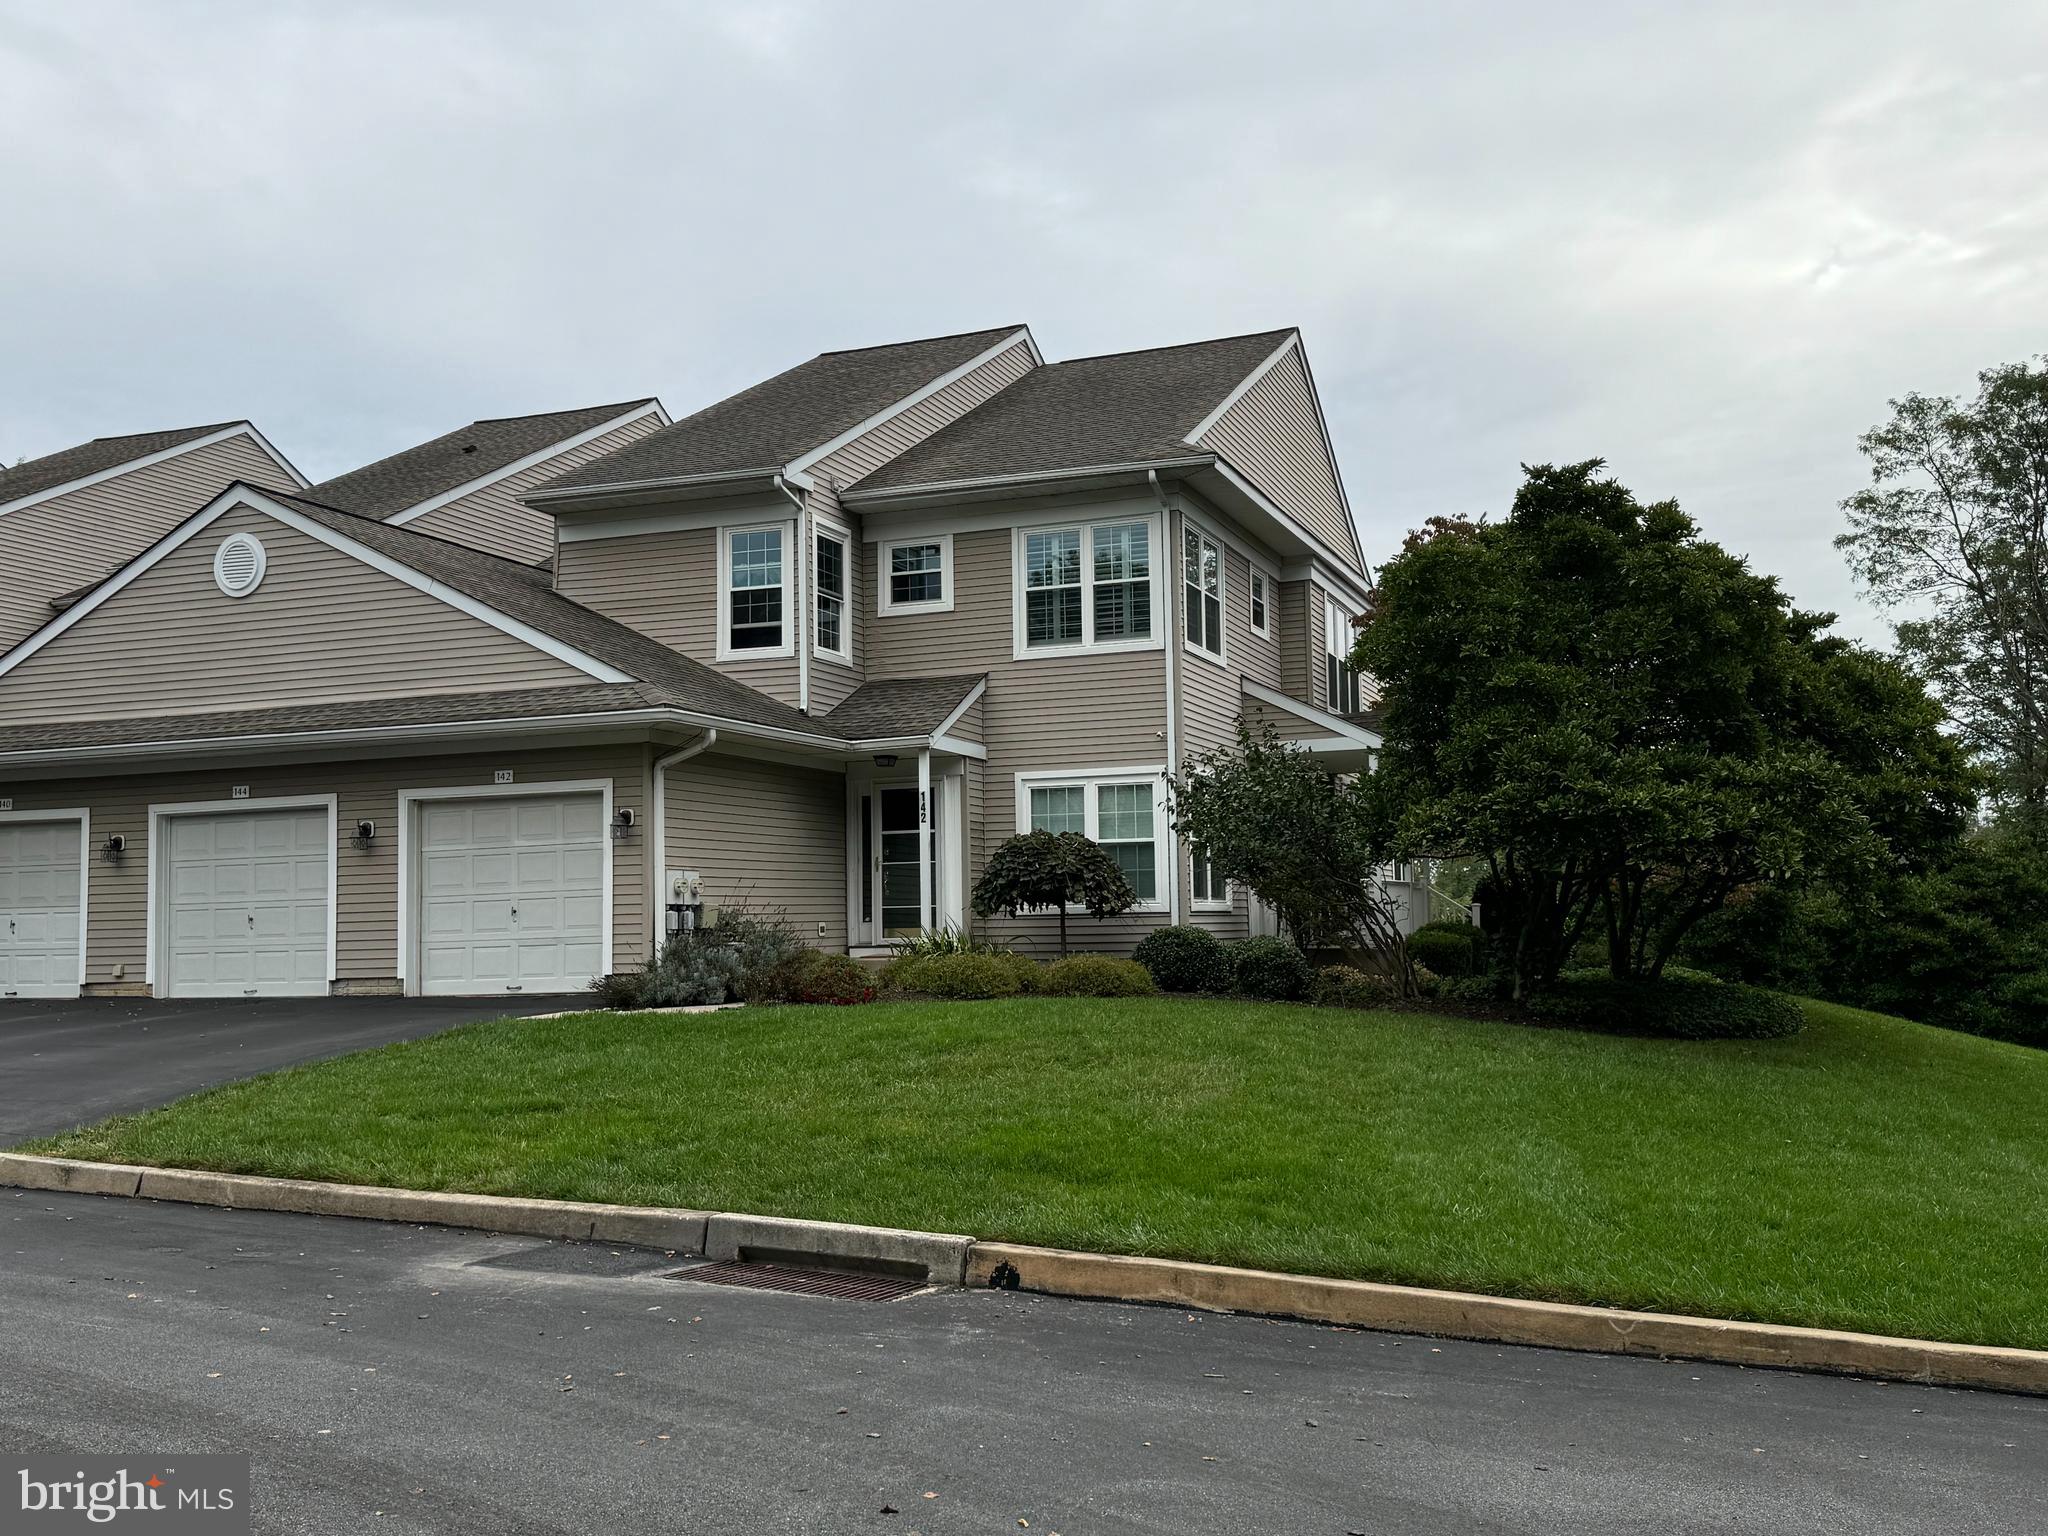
<box><xmin>820</xmin><ymin>674</ymin><xmax>985</xmax><ymax>739</ymax></box>
<box><xmin>306</xmin><ymin>400</ymin><xmax>661</xmax><ymax>520</ymax></box>
<box><xmin>537</xmin><ymin>327</ymin><xmax>1028</xmax><ymax>495</ymax></box>
<box><xmin>847</xmin><ymin>330</ymin><xmax>1295</xmax><ymax>494</ymax></box>
<box><xmin>0</xmin><ymin>422</ymin><xmax>305</xmax><ymax>514</ymax></box>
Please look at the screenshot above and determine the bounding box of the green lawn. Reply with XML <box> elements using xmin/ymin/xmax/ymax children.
<box><xmin>28</xmin><ymin>997</ymin><xmax>2048</xmax><ymax>1349</ymax></box>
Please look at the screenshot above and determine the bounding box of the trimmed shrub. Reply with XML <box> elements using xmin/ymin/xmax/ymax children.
<box><xmin>1039</xmin><ymin>955</ymin><xmax>1157</xmax><ymax>997</ymax></box>
<box><xmin>1311</xmin><ymin>964</ymin><xmax>1397</xmax><ymax>1009</ymax></box>
<box><xmin>1133</xmin><ymin>925</ymin><xmax>1234</xmax><ymax>993</ymax></box>
<box><xmin>775</xmin><ymin>949</ymin><xmax>878</xmax><ymax>1006</ymax></box>
<box><xmin>889</xmin><ymin>951</ymin><xmax>1025</xmax><ymax>1000</ymax></box>
<box><xmin>1434</xmin><ymin>973</ymin><xmax>1508</xmax><ymax>1005</ymax></box>
<box><xmin>1407</xmin><ymin>921</ymin><xmax>1483</xmax><ymax>978</ymax></box>
<box><xmin>1528</xmin><ymin>971</ymin><xmax>1803</xmax><ymax>1040</ymax></box>
<box><xmin>1230</xmin><ymin>936</ymin><xmax>1314</xmax><ymax>1001</ymax></box>
<box><xmin>992</xmin><ymin>951</ymin><xmax>1046</xmax><ymax>995</ymax></box>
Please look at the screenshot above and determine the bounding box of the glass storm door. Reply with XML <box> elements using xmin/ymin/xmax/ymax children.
<box><xmin>877</xmin><ymin>787</ymin><xmax>926</xmax><ymax>938</ymax></box>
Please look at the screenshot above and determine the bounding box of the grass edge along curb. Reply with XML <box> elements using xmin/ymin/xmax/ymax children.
<box><xmin>3</xmin><ymin>1152</ymin><xmax>2042</xmax><ymax>1397</ymax></box>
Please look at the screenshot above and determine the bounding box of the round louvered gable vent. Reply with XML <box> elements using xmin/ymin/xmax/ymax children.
<box><xmin>212</xmin><ymin>533</ymin><xmax>267</xmax><ymax>598</ymax></box>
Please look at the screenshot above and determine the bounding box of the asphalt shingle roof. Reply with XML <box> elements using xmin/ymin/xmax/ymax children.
<box><xmin>539</xmin><ymin>327</ymin><xmax>1024</xmax><ymax>494</ymax></box>
<box><xmin>848</xmin><ymin>330</ymin><xmax>1293</xmax><ymax>494</ymax></box>
<box><xmin>821</xmin><ymin>674</ymin><xmax>985</xmax><ymax>739</ymax></box>
<box><xmin>306</xmin><ymin>401</ymin><xmax>657</xmax><ymax>520</ymax></box>
<box><xmin>0</xmin><ymin>423</ymin><xmax>244</xmax><ymax>508</ymax></box>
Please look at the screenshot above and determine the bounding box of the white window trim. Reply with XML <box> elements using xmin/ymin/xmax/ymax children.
<box><xmin>1013</xmin><ymin>766</ymin><xmax>1170</xmax><ymax>914</ymax></box>
<box><xmin>1009</xmin><ymin>513</ymin><xmax>1166</xmax><ymax>660</ymax></box>
<box><xmin>0</xmin><ymin>807</ymin><xmax>90</xmax><ymax>997</ymax></box>
<box><xmin>395</xmin><ymin>778</ymin><xmax>614</xmax><ymax>995</ymax></box>
<box><xmin>144</xmin><ymin>794</ymin><xmax>339</xmax><ymax>996</ymax></box>
<box><xmin>1189</xmin><ymin>843</ymin><xmax>1232</xmax><ymax>913</ymax></box>
<box><xmin>877</xmin><ymin>532</ymin><xmax>954</xmax><ymax>616</ymax></box>
<box><xmin>1182</xmin><ymin>522</ymin><xmax>1228</xmax><ymax>668</ymax></box>
<box><xmin>1247</xmin><ymin>562</ymin><xmax>1273</xmax><ymax>639</ymax></box>
<box><xmin>717</xmin><ymin>519</ymin><xmax>796</xmax><ymax>661</ymax></box>
<box><xmin>813</xmin><ymin>515</ymin><xmax>853</xmax><ymax>666</ymax></box>
<box><xmin>1325</xmin><ymin>594</ymin><xmax>1361</xmax><ymax>713</ymax></box>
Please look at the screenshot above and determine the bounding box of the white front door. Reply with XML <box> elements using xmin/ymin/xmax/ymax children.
<box><xmin>0</xmin><ymin>819</ymin><xmax>83</xmax><ymax>998</ymax></box>
<box><xmin>164</xmin><ymin>809</ymin><xmax>331</xmax><ymax>998</ymax></box>
<box><xmin>416</xmin><ymin>794</ymin><xmax>604</xmax><ymax>995</ymax></box>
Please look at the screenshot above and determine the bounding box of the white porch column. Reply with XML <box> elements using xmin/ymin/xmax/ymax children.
<box><xmin>917</xmin><ymin>747</ymin><xmax>933</xmax><ymax>934</ymax></box>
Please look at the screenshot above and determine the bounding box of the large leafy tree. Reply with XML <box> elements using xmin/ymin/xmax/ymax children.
<box><xmin>1838</xmin><ymin>358</ymin><xmax>2048</xmax><ymax>829</ymax></box>
<box><xmin>1356</xmin><ymin>461</ymin><xmax>1973</xmax><ymax>998</ymax></box>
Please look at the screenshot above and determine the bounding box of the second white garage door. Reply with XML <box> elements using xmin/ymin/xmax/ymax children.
<box><xmin>164</xmin><ymin>808</ymin><xmax>332</xmax><ymax>998</ymax></box>
<box><xmin>0</xmin><ymin>818</ymin><xmax>84</xmax><ymax>999</ymax></box>
<box><xmin>417</xmin><ymin>794</ymin><xmax>605</xmax><ymax>995</ymax></box>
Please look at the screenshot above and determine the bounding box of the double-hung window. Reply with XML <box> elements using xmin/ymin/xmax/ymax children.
<box><xmin>1022</xmin><ymin>773</ymin><xmax>1165</xmax><ymax>906</ymax></box>
<box><xmin>1017</xmin><ymin>519</ymin><xmax>1155</xmax><ymax>654</ymax></box>
<box><xmin>879</xmin><ymin>534</ymin><xmax>952</xmax><ymax>614</ymax></box>
<box><xmin>721</xmin><ymin>524</ymin><xmax>790</xmax><ymax>657</ymax></box>
<box><xmin>1325</xmin><ymin>597</ymin><xmax>1361</xmax><ymax>713</ymax></box>
<box><xmin>1190</xmin><ymin>845</ymin><xmax>1228</xmax><ymax>908</ymax></box>
<box><xmin>1184</xmin><ymin>526</ymin><xmax>1223</xmax><ymax>659</ymax></box>
<box><xmin>1248</xmin><ymin>568</ymin><xmax>1271</xmax><ymax>637</ymax></box>
<box><xmin>814</xmin><ymin>523</ymin><xmax>850</xmax><ymax>663</ymax></box>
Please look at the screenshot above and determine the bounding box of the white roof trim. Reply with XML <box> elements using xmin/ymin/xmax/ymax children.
<box><xmin>930</xmin><ymin>676</ymin><xmax>988</xmax><ymax>741</ymax></box>
<box><xmin>384</xmin><ymin>401</ymin><xmax>670</xmax><ymax>525</ymax></box>
<box><xmin>0</xmin><ymin>422</ymin><xmax>309</xmax><ymax>519</ymax></box>
<box><xmin>1206</xmin><ymin>459</ymin><xmax>1372</xmax><ymax>594</ymax></box>
<box><xmin>1241</xmin><ymin>677</ymin><xmax>1381</xmax><ymax>747</ymax></box>
<box><xmin>841</xmin><ymin>455</ymin><xmax>1217</xmax><ymax>506</ymax></box>
<box><xmin>0</xmin><ymin>483</ymin><xmax>633</xmax><ymax>685</ymax></box>
<box><xmin>1181</xmin><ymin>331</ymin><xmax>1301</xmax><ymax>446</ymax></box>
<box><xmin>784</xmin><ymin>328</ymin><xmax>1039</xmax><ymax>483</ymax></box>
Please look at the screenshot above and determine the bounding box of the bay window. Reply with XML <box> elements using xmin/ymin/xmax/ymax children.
<box><xmin>1015</xmin><ymin>518</ymin><xmax>1156</xmax><ymax>655</ymax></box>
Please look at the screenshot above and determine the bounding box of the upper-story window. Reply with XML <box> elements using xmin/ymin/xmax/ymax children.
<box><xmin>1248</xmin><ymin>568</ymin><xmax>1270</xmax><ymax>638</ymax></box>
<box><xmin>1325</xmin><ymin>596</ymin><xmax>1362</xmax><ymax>714</ymax></box>
<box><xmin>720</xmin><ymin>523</ymin><xmax>791</xmax><ymax>659</ymax></box>
<box><xmin>1014</xmin><ymin>518</ymin><xmax>1156</xmax><ymax>655</ymax></box>
<box><xmin>879</xmin><ymin>534</ymin><xmax>952</xmax><ymax>614</ymax></box>
<box><xmin>1184</xmin><ymin>526</ymin><xmax>1224</xmax><ymax>660</ymax></box>
<box><xmin>815</xmin><ymin>522</ymin><xmax>850</xmax><ymax>664</ymax></box>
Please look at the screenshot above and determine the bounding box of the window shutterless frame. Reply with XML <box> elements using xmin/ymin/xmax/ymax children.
<box><xmin>1183</xmin><ymin>525</ymin><xmax>1225</xmax><ymax>663</ymax></box>
<box><xmin>1248</xmin><ymin>566</ymin><xmax>1272</xmax><ymax>638</ymax></box>
<box><xmin>1013</xmin><ymin>767</ymin><xmax>1170</xmax><ymax>910</ymax></box>
<box><xmin>877</xmin><ymin>532</ymin><xmax>954</xmax><ymax>615</ymax></box>
<box><xmin>1324</xmin><ymin>594</ymin><xmax>1361</xmax><ymax>714</ymax></box>
<box><xmin>1009</xmin><ymin>513</ymin><xmax>1164</xmax><ymax>659</ymax></box>
<box><xmin>717</xmin><ymin>520</ymin><xmax>795</xmax><ymax>660</ymax></box>
<box><xmin>814</xmin><ymin>518</ymin><xmax>852</xmax><ymax>664</ymax></box>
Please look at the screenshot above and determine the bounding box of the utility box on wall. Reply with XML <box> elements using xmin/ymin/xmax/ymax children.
<box><xmin>664</xmin><ymin>868</ymin><xmax>703</xmax><ymax>934</ymax></box>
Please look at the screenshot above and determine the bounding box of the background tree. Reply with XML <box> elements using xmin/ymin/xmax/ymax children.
<box><xmin>1357</xmin><ymin>461</ymin><xmax>1973</xmax><ymax>999</ymax></box>
<box><xmin>1168</xmin><ymin>724</ymin><xmax>1413</xmax><ymax>988</ymax></box>
<box><xmin>971</xmin><ymin>830</ymin><xmax>1135</xmax><ymax>956</ymax></box>
<box><xmin>1838</xmin><ymin>358</ymin><xmax>2048</xmax><ymax>831</ymax></box>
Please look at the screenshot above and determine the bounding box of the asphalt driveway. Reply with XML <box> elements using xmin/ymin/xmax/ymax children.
<box><xmin>0</xmin><ymin>995</ymin><xmax>575</xmax><ymax>1144</ymax></box>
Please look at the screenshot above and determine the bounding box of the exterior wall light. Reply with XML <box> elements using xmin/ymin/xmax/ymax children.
<box><xmin>873</xmin><ymin>754</ymin><xmax>898</xmax><ymax>768</ymax></box>
<box><xmin>351</xmin><ymin>820</ymin><xmax>377</xmax><ymax>850</ymax></box>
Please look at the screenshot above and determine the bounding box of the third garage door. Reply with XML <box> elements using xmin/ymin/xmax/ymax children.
<box><xmin>417</xmin><ymin>794</ymin><xmax>604</xmax><ymax>995</ymax></box>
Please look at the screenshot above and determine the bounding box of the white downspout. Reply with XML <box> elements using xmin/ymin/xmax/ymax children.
<box><xmin>650</xmin><ymin>727</ymin><xmax>717</xmax><ymax>950</ymax></box>
<box><xmin>1151</xmin><ymin>470</ymin><xmax>1184</xmax><ymax>927</ymax></box>
<box><xmin>775</xmin><ymin>474</ymin><xmax>809</xmax><ymax>715</ymax></box>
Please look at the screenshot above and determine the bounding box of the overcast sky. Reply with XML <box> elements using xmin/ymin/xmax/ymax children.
<box><xmin>3</xmin><ymin>2</ymin><xmax>2042</xmax><ymax>642</ymax></box>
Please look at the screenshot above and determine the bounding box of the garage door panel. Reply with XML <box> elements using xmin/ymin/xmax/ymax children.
<box><xmin>0</xmin><ymin>820</ymin><xmax>84</xmax><ymax>999</ymax></box>
<box><xmin>413</xmin><ymin>793</ymin><xmax>604</xmax><ymax>996</ymax></box>
<box><xmin>163</xmin><ymin>808</ymin><xmax>330</xmax><ymax>998</ymax></box>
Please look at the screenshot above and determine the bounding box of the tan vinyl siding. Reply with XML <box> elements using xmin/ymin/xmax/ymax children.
<box><xmin>0</xmin><ymin>431</ymin><xmax>298</xmax><ymax>652</ymax></box>
<box><xmin>1196</xmin><ymin>346</ymin><xmax>1363</xmax><ymax>572</ymax></box>
<box><xmin>554</xmin><ymin>509</ymin><xmax>800</xmax><ymax>709</ymax></box>
<box><xmin>0</xmin><ymin>504</ymin><xmax>588</xmax><ymax>724</ymax></box>
<box><xmin>401</xmin><ymin>410</ymin><xmax>667</xmax><ymax>566</ymax></box>
<box><xmin>1276</xmin><ymin>578</ymin><xmax>1328</xmax><ymax>710</ymax></box>
<box><xmin>807</xmin><ymin>338</ymin><xmax>1037</xmax><ymax>489</ymax></box>
<box><xmin>0</xmin><ymin>744</ymin><xmax>648</xmax><ymax>988</ymax></box>
<box><xmin>666</xmin><ymin>750</ymin><xmax>846</xmax><ymax>948</ymax></box>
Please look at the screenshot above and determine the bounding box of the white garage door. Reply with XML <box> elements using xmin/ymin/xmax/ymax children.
<box><xmin>0</xmin><ymin>820</ymin><xmax>83</xmax><ymax>999</ymax></box>
<box><xmin>417</xmin><ymin>794</ymin><xmax>605</xmax><ymax>995</ymax></box>
<box><xmin>164</xmin><ymin>809</ymin><xmax>331</xmax><ymax>998</ymax></box>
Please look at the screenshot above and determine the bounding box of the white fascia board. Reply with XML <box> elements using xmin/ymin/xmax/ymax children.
<box><xmin>1286</xmin><ymin>335</ymin><xmax>1368</xmax><ymax>568</ymax></box>
<box><xmin>386</xmin><ymin>402</ymin><xmax>670</xmax><ymax>525</ymax></box>
<box><xmin>0</xmin><ymin>422</ymin><xmax>308</xmax><ymax>519</ymax></box>
<box><xmin>1242</xmin><ymin>677</ymin><xmax>1381</xmax><ymax>746</ymax></box>
<box><xmin>839</xmin><ymin>455</ymin><xmax>1216</xmax><ymax>509</ymax></box>
<box><xmin>1181</xmin><ymin>331</ymin><xmax>1301</xmax><ymax>445</ymax></box>
<box><xmin>1207</xmin><ymin>460</ymin><xmax>1372</xmax><ymax>593</ymax></box>
<box><xmin>0</xmin><ymin>483</ymin><xmax>634</xmax><ymax>685</ymax></box>
<box><xmin>784</xmin><ymin>328</ymin><xmax>1039</xmax><ymax>481</ymax></box>
<box><xmin>931</xmin><ymin>677</ymin><xmax>988</xmax><ymax>740</ymax></box>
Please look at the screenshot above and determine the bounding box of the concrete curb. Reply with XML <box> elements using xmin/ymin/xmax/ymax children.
<box><xmin>968</xmin><ymin>1242</ymin><xmax>2048</xmax><ymax>1396</ymax></box>
<box><xmin>4</xmin><ymin>1153</ymin><xmax>2042</xmax><ymax>1395</ymax></box>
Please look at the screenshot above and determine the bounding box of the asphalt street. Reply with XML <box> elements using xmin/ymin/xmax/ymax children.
<box><xmin>2</xmin><ymin>1191</ymin><xmax>2041</xmax><ymax>1534</ymax></box>
<box><xmin>0</xmin><ymin>996</ymin><xmax>572</xmax><ymax>1143</ymax></box>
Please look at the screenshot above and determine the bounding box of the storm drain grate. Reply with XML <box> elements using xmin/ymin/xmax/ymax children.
<box><xmin>664</xmin><ymin>1258</ymin><xmax>927</xmax><ymax>1301</ymax></box>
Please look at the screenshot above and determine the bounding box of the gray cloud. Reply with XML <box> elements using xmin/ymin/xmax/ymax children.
<box><xmin>3</xmin><ymin>0</ymin><xmax>2042</xmax><ymax>640</ymax></box>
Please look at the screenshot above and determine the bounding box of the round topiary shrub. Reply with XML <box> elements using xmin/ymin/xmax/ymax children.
<box><xmin>1230</xmin><ymin>936</ymin><xmax>1314</xmax><ymax>1001</ymax></box>
<box><xmin>1529</xmin><ymin>971</ymin><xmax>1803</xmax><ymax>1040</ymax></box>
<box><xmin>1407</xmin><ymin>922</ymin><xmax>1483</xmax><ymax>978</ymax></box>
<box><xmin>1039</xmin><ymin>954</ymin><xmax>1157</xmax><ymax>997</ymax></box>
<box><xmin>1133</xmin><ymin>925</ymin><xmax>1234</xmax><ymax>992</ymax></box>
<box><xmin>1311</xmin><ymin>964</ymin><xmax>1396</xmax><ymax>1009</ymax></box>
<box><xmin>891</xmin><ymin>952</ymin><xmax>1025</xmax><ymax>1000</ymax></box>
